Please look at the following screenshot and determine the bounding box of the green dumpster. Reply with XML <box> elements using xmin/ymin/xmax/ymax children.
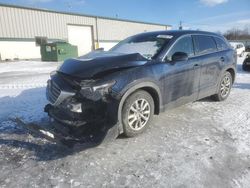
<box><xmin>41</xmin><ymin>42</ymin><xmax>78</xmax><ymax>61</ymax></box>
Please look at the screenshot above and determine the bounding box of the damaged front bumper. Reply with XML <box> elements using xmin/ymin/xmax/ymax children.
<box><xmin>45</xmin><ymin>74</ymin><xmax>120</xmax><ymax>133</ymax></box>
<box><xmin>44</xmin><ymin>98</ymin><xmax>108</xmax><ymax>128</ymax></box>
<box><xmin>19</xmin><ymin>74</ymin><xmax>121</xmax><ymax>147</ymax></box>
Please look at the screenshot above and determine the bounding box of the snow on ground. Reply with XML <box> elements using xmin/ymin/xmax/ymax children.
<box><xmin>0</xmin><ymin>61</ymin><xmax>59</xmax><ymax>89</ymax></box>
<box><xmin>0</xmin><ymin>56</ymin><xmax>250</xmax><ymax>187</ymax></box>
<box><xmin>0</xmin><ymin>61</ymin><xmax>59</xmax><ymax>125</ymax></box>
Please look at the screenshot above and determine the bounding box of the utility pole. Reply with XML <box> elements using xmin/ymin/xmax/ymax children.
<box><xmin>179</xmin><ymin>21</ymin><xmax>183</xmax><ymax>30</ymax></box>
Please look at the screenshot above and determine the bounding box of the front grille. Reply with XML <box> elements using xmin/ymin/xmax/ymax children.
<box><xmin>46</xmin><ymin>80</ymin><xmax>61</xmax><ymax>104</ymax></box>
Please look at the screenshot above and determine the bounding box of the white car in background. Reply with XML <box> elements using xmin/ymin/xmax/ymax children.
<box><xmin>230</xmin><ymin>42</ymin><xmax>245</xmax><ymax>57</ymax></box>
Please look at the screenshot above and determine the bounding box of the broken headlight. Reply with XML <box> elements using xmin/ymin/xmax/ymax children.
<box><xmin>92</xmin><ymin>80</ymin><xmax>116</xmax><ymax>92</ymax></box>
<box><xmin>80</xmin><ymin>80</ymin><xmax>116</xmax><ymax>100</ymax></box>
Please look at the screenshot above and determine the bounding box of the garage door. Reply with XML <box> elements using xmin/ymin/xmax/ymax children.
<box><xmin>67</xmin><ymin>25</ymin><xmax>93</xmax><ymax>56</ymax></box>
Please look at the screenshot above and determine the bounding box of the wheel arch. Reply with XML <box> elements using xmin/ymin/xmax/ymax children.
<box><xmin>226</xmin><ymin>67</ymin><xmax>236</xmax><ymax>83</ymax></box>
<box><xmin>117</xmin><ymin>81</ymin><xmax>162</xmax><ymax>134</ymax></box>
<box><xmin>139</xmin><ymin>86</ymin><xmax>160</xmax><ymax>115</ymax></box>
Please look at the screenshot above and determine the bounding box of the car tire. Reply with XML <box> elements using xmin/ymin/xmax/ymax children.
<box><xmin>243</xmin><ymin>60</ymin><xmax>250</xmax><ymax>71</ymax></box>
<box><xmin>243</xmin><ymin>61</ymin><xmax>247</xmax><ymax>71</ymax></box>
<box><xmin>122</xmin><ymin>90</ymin><xmax>154</xmax><ymax>137</ymax></box>
<box><xmin>212</xmin><ymin>71</ymin><xmax>232</xmax><ymax>101</ymax></box>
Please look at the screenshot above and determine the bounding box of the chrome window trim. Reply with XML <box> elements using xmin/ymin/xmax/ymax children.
<box><xmin>162</xmin><ymin>33</ymin><xmax>229</xmax><ymax>61</ymax></box>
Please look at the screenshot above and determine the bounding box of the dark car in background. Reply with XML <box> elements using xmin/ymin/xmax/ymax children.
<box><xmin>45</xmin><ymin>30</ymin><xmax>236</xmax><ymax>138</ymax></box>
<box><xmin>245</xmin><ymin>45</ymin><xmax>250</xmax><ymax>52</ymax></box>
<box><xmin>243</xmin><ymin>53</ymin><xmax>250</xmax><ymax>71</ymax></box>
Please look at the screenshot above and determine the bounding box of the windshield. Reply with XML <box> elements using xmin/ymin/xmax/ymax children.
<box><xmin>109</xmin><ymin>34</ymin><xmax>172</xmax><ymax>60</ymax></box>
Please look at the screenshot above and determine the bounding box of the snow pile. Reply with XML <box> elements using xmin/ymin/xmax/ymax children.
<box><xmin>0</xmin><ymin>61</ymin><xmax>59</xmax><ymax>124</ymax></box>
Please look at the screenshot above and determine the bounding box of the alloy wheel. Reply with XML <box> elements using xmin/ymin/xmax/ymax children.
<box><xmin>220</xmin><ymin>75</ymin><xmax>231</xmax><ymax>98</ymax></box>
<box><xmin>127</xmin><ymin>99</ymin><xmax>151</xmax><ymax>131</ymax></box>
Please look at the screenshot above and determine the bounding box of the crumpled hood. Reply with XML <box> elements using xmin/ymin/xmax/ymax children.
<box><xmin>57</xmin><ymin>51</ymin><xmax>148</xmax><ymax>79</ymax></box>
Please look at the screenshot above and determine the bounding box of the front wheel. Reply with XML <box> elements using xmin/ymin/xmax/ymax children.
<box><xmin>122</xmin><ymin>90</ymin><xmax>154</xmax><ymax>137</ymax></box>
<box><xmin>212</xmin><ymin>71</ymin><xmax>232</xmax><ymax>101</ymax></box>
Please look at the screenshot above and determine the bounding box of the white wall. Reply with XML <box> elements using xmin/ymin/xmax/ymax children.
<box><xmin>0</xmin><ymin>5</ymin><xmax>170</xmax><ymax>42</ymax></box>
<box><xmin>0</xmin><ymin>5</ymin><xmax>170</xmax><ymax>60</ymax></box>
<box><xmin>0</xmin><ymin>40</ymin><xmax>118</xmax><ymax>60</ymax></box>
<box><xmin>0</xmin><ymin>41</ymin><xmax>40</xmax><ymax>60</ymax></box>
<box><xmin>2</xmin><ymin>39</ymin><xmax>176</xmax><ymax>60</ymax></box>
<box><xmin>99</xmin><ymin>42</ymin><xmax>118</xmax><ymax>51</ymax></box>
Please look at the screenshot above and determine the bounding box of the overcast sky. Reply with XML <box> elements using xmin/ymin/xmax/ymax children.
<box><xmin>0</xmin><ymin>0</ymin><xmax>250</xmax><ymax>32</ymax></box>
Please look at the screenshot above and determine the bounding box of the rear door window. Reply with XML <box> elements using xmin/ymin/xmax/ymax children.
<box><xmin>214</xmin><ymin>37</ymin><xmax>228</xmax><ymax>51</ymax></box>
<box><xmin>193</xmin><ymin>35</ymin><xmax>217</xmax><ymax>55</ymax></box>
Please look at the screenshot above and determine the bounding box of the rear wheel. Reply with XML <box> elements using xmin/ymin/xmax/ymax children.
<box><xmin>212</xmin><ymin>71</ymin><xmax>232</xmax><ymax>101</ymax></box>
<box><xmin>122</xmin><ymin>90</ymin><xmax>154</xmax><ymax>137</ymax></box>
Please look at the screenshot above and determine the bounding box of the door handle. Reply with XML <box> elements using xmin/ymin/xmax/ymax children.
<box><xmin>220</xmin><ymin>57</ymin><xmax>225</xmax><ymax>62</ymax></box>
<box><xmin>193</xmin><ymin>64</ymin><xmax>199</xmax><ymax>67</ymax></box>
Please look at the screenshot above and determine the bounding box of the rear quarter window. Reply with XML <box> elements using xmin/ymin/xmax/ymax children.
<box><xmin>214</xmin><ymin>37</ymin><xmax>229</xmax><ymax>51</ymax></box>
<box><xmin>193</xmin><ymin>35</ymin><xmax>217</xmax><ymax>55</ymax></box>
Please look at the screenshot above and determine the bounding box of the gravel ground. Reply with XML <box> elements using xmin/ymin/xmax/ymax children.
<box><xmin>0</xmin><ymin>56</ymin><xmax>250</xmax><ymax>188</ymax></box>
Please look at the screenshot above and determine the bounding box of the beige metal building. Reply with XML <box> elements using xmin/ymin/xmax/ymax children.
<box><xmin>0</xmin><ymin>3</ymin><xmax>171</xmax><ymax>60</ymax></box>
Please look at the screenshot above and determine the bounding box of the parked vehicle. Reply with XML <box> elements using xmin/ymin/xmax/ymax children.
<box><xmin>45</xmin><ymin>30</ymin><xmax>236</xmax><ymax>139</ymax></box>
<box><xmin>243</xmin><ymin>53</ymin><xmax>250</xmax><ymax>71</ymax></box>
<box><xmin>230</xmin><ymin>42</ymin><xmax>245</xmax><ymax>57</ymax></box>
<box><xmin>245</xmin><ymin>45</ymin><xmax>250</xmax><ymax>52</ymax></box>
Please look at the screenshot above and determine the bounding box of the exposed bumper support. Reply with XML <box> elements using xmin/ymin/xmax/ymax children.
<box><xmin>13</xmin><ymin>117</ymin><xmax>119</xmax><ymax>149</ymax></box>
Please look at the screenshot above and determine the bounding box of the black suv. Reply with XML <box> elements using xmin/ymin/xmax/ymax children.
<box><xmin>45</xmin><ymin>30</ymin><xmax>236</xmax><ymax>137</ymax></box>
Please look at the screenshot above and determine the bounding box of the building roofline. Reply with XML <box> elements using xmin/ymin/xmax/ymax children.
<box><xmin>0</xmin><ymin>3</ymin><xmax>171</xmax><ymax>27</ymax></box>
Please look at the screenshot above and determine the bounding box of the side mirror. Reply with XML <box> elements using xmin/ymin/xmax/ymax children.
<box><xmin>172</xmin><ymin>52</ymin><xmax>188</xmax><ymax>62</ymax></box>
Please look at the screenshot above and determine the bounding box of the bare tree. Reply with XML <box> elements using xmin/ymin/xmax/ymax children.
<box><xmin>224</xmin><ymin>25</ymin><xmax>250</xmax><ymax>40</ymax></box>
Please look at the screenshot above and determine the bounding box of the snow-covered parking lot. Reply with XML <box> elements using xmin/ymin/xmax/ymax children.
<box><xmin>0</xmin><ymin>56</ymin><xmax>250</xmax><ymax>187</ymax></box>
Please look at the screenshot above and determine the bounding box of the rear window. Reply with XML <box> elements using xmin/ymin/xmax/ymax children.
<box><xmin>193</xmin><ymin>35</ymin><xmax>217</xmax><ymax>55</ymax></box>
<box><xmin>214</xmin><ymin>37</ymin><xmax>228</xmax><ymax>51</ymax></box>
